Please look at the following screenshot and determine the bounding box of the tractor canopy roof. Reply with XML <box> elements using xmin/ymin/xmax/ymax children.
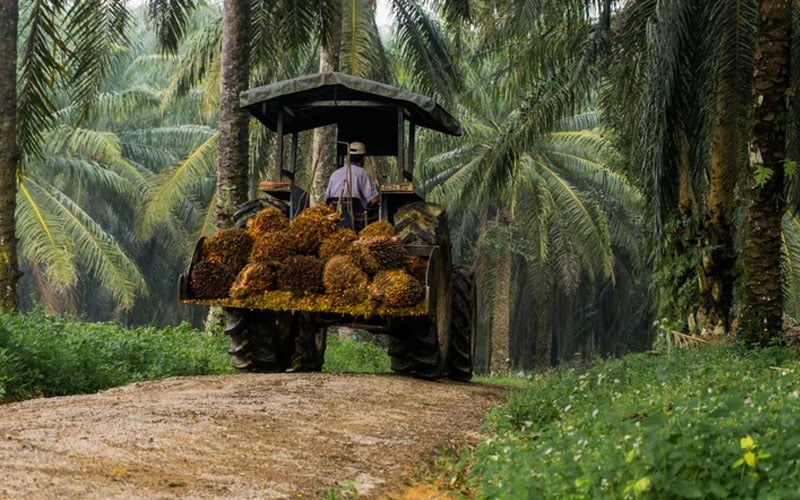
<box><xmin>240</xmin><ymin>72</ymin><xmax>462</xmax><ymax>156</ymax></box>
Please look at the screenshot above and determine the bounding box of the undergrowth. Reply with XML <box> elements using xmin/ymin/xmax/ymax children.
<box><xmin>323</xmin><ymin>333</ymin><xmax>391</xmax><ymax>373</ymax></box>
<box><xmin>0</xmin><ymin>312</ymin><xmax>233</xmax><ymax>400</ymax></box>
<box><xmin>457</xmin><ymin>345</ymin><xmax>800</xmax><ymax>499</ymax></box>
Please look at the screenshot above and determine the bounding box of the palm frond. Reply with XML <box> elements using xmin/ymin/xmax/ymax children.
<box><xmin>18</xmin><ymin>0</ymin><xmax>67</xmax><ymax>157</ymax></box>
<box><xmin>64</xmin><ymin>1</ymin><xmax>131</xmax><ymax>124</ymax></box>
<box><xmin>161</xmin><ymin>15</ymin><xmax>222</xmax><ymax>105</ymax></box>
<box><xmin>16</xmin><ymin>178</ymin><xmax>77</xmax><ymax>288</ymax></box>
<box><xmin>146</xmin><ymin>0</ymin><xmax>198</xmax><ymax>54</ymax></box>
<box><xmin>389</xmin><ymin>0</ymin><xmax>461</xmax><ymax>103</ymax></box>
<box><xmin>139</xmin><ymin>132</ymin><xmax>218</xmax><ymax>239</ymax></box>
<box><xmin>27</xmin><ymin>176</ymin><xmax>146</xmax><ymax>311</ymax></box>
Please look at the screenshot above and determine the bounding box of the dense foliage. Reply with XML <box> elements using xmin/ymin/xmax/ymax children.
<box><xmin>0</xmin><ymin>313</ymin><xmax>233</xmax><ymax>401</ymax></box>
<box><xmin>458</xmin><ymin>345</ymin><xmax>800</xmax><ymax>498</ymax></box>
<box><xmin>0</xmin><ymin>315</ymin><xmax>393</xmax><ymax>403</ymax></box>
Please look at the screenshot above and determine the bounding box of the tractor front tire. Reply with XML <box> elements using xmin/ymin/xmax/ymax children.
<box><xmin>224</xmin><ymin>309</ymin><xmax>294</xmax><ymax>372</ymax></box>
<box><xmin>290</xmin><ymin>313</ymin><xmax>327</xmax><ymax>372</ymax></box>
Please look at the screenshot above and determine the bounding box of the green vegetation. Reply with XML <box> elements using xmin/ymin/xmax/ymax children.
<box><xmin>0</xmin><ymin>315</ymin><xmax>396</xmax><ymax>402</ymax></box>
<box><xmin>457</xmin><ymin>345</ymin><xmax>800</xmax><ymax>499</ymax></box>
<box><xmin>323</xmin><ymin>334</ymin><xmax>391</xmax><ymax>374</ymax></box>
<box><xmin>0</xmin><ymin>313</ymin><xmax>233</xmax><ymax>401</ymax></box>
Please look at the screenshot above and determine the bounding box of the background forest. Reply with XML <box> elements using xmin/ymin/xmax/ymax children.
<box><xmin>2</xmin><ymin>0</ymin><xmax>797</xmax><ymax>375</ymax></box>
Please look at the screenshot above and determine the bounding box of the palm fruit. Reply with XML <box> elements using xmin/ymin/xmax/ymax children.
<box><xmin>319</xmin><ymin>228</ymin><xmax>358</xmax><ymax>260</ymax></box>
<box><xmin>303</xmin><ymin>204</ymin><xmax>335</xmax><ymax>217</ymax></box>
<box><xmin>405</xmin><ymin>254</ymin><xmax>428</xmax><ymax>283</ymax></box>
<box><xmin>276</xmin><ymin>255</ymin><xmax>325</xmax><ymax>294</ymax></box>
<box><xmin>285</xmin><ymin>206</ymin><xmax>339</xmax><ymax>255</ymax></box>
<box><xmin>323</xmin><ymin>255</ymin><xmax>369</xmax><ymax>305</ymax></box>
<box><xmin>359</xmin><ymin>220</ymin><xmax>395</xmax><ymax>238</ymax></box>
<box><xmin>349</xmin><ymin>238</ymin><xmax>381</xmax><ymax>275</ymax></box>
<box><xmin>369</xmin><ymin>269</ymin><xmax>425</xmax><ymax>307</ymax></box>
<box><xmin>250</xmin><ymin>231</ymin><xmax>293</xmax><ymax>263</ymax></box>
<box><xmin>201</xmin><ymin>228</ymin><xmax>253</xmax><ymax>274</ymax></box>
<box><xmin>247</xmin><ymin>206</ymin><xmax>289</xmax><ymax>236</ymax></box>
<box><xmin>190</xmin><ymin>260</ymin><xmax>237</xmax><ymax>300</ymax></box>
<box><xmin>230</xmin><ymin>263</ymin><xmax>277</xmax><ymax>299</ymax></box>
<box><xmin>350</xmin><ymin>236</ymin><xmax>409</xmax><ymax>274</ymax></box>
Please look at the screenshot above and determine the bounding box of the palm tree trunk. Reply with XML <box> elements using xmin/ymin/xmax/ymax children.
<box><xmin>698</xmin><ymin>80</ymin><xmax>739</xmax><ymax>335</ymax></box>
<box><xmin>310</xmin><ymin>12</ymin><xmax>342</xmax><ymax>205</ymax></box>
<box><xmin>534</xmin><ymin>287</ymin><xmax>551</xmax><ymax>370</ymax></box>
<box><xmin>490</xmin><ymin>207</ymin><xmax>512</xmax><ymax>374</ymax></box>
<box><xmin>0</xmin><ymin>0</ymin><xmax>18</xmax><ymax>311</ymax></box>
<box><xmin>208</xmin><ymin>0</ymin><xmax>251</xmax><ymax>333</ymax></box>
<box><xmin>739</xmin><ymin>0</ymin><xmax>790</xmax><ymax>345</ymax></box>
<box><xmin>216</xmin><ymin>0</ymin><xmax>251</xmax><ymax>228</ymax></box>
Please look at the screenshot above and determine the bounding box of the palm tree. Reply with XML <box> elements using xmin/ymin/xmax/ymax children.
<box><xmin>0</xmin><ymin>0</ymin><xmax>139</xmax><ymax>312</ymax></box>
<box><xmin>738</xmin><ymin>0</ymin><xmax>792</xmax><ymax>344</ymax></box>
<box><xmin>601</xmin><ymin>0</ymin><xmax>758</xmax><ymax>337</ymax></box>
<box><xmin>215</xmin><ymin>0</ymin><xmax>250</xmax><ymax>229</ymax></box>
<box><xmin>420</xmin><ymin>32</ymin><xmax>644</xmax><ymax>372</ymax></box>
<box><xmin>14</xmin><ymin>11</ymin><xmax>216</xmax><ymax>321</ymax></box>
<box><xmin>0</xmin><ymin>0</ymin><xmax>19</xmax><ymax>311</ymax></box>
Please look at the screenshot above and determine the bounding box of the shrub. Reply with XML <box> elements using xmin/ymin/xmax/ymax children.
<box><xmin>461</xmin><ymin>345</ymin><xmax>800</xmax><ymax>499</ymax></box>
<box><xmin>0</xmin><ymin>313</ymin><xmax>233</xmax><ymax>400</ymax></box>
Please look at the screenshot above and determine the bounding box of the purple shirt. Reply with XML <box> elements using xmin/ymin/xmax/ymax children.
<box><xmin>325</xmin><ymin>163</ymin><xmax>380</xmax><ymax>209</ymax></box>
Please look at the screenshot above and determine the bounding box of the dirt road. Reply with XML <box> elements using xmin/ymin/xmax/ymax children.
<box><xmin>0</xmin><ymin>373</ymin><xmax>507</xmax><ymax>499</ymax></box>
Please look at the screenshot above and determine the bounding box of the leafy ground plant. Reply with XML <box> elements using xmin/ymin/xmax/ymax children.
<box><xmin>459</xmin><ymin>345</ymin><xmax>800</xmax><ymax>498</ymax></box>
<box><xmin>0</xmin><ymin>312</ymin><xmax>233</xmax><ymax>400</ymax></box>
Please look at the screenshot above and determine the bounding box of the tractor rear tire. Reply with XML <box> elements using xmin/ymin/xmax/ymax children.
<box><xmin>390</xmin><ymin>202</ymin><xmax>452</xmax><ymax>379</ymax></box>
<box><xmin>224</xmin><ymin>309</ymin><xmax>294</xmax><ymax>372</ymax></box>
<box><xmin>448</xmin><ymin>265</ymin><xmax>474</xmax><ymax>381</ymax></box>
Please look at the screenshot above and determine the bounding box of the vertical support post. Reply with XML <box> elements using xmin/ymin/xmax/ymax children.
<box><xmin>397</xmin><ymin>106</ymin><xmax>405</xmax><ymax>183</ymax></box>
<box><xmin>289</xmin><ymin>131</ymin><xmax>298</xmax><ymax>181</ymax></box>
<box><xmin>407</xmin><ymin>123</ymin><xmax>416</xmax><ymax>182</ymax></box>
<box><xmin>276</xmin><ymin>110</ymin><xmax>284</xmax><ymax>175</ymax></box>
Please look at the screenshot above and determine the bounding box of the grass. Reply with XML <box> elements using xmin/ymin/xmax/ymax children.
<box><xmin>451</xmin><ymin>344</ymin><xmax>800</xmax><ymax>499</ymax></box>
<box><xmin>323</xmin><ymin>333</ymin><xmax>391</xmax><ymax>373</ymax></box>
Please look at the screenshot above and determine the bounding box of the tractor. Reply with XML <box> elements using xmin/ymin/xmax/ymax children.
<box><xmin>179</xmin><ymin>72</ymin><xmax>473</xmax><ymax>380</ymax></box>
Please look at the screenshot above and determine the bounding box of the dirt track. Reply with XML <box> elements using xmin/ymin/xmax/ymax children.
<box><xmin>0</xmin><ymin>373</ymin><xmax>507</xmax><ymax>499</ymax></box>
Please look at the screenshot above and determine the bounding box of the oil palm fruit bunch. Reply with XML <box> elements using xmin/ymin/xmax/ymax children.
<box><xmin>323</xmin><ymin>255</ymin><xmax>369</xmax><ymax>305</ymax></box>
<box><xmin>191</xmin><ymin>260</ymin><xmax>237</xmax><ymax>299</ymax></box>
<box><xmin>350</xmin><ymin>236</ymin><xmax>409</xmax><ymax>274</ymax></box>
<box><xmin>230</xmin><ymin>263</ymin><xmax>277</xmax><ymax>298</ymax></box>
<box><xmin>369</xmin><ymin>269</ymin><xmax>425</xmax><ymax>307</ymax></box>
<box><xmin>277</xmin><ymin>255</ymin><xmax>325</xmax><ymax>294</ymax></box>
<box><xmin>200</xmin><ymin>228</ymin><xmax>254</xmax><ymax>275</ymax></box>
<box><xmin>319</xmin><ymin>228</ymin><xmax>358</xmax><ymax>260</ymax></box>
<box><xmin>247</xmin><ymin>206</ymin><xmax>289</xmax><ymax>236</ymax></box>
<box><xmin>286</xmin><ymin>207</ymin><xmax>339</xmax><ymax>255</ymax></box>
<box><xmin>250</xmin><ymin>231</ymin><xmax>293</xmax><ymax>263</ymax></box>
<box><xmin>359</xmin><ymin>220</ymin><xmax>395</xmax><ymax>238</ymax></box>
